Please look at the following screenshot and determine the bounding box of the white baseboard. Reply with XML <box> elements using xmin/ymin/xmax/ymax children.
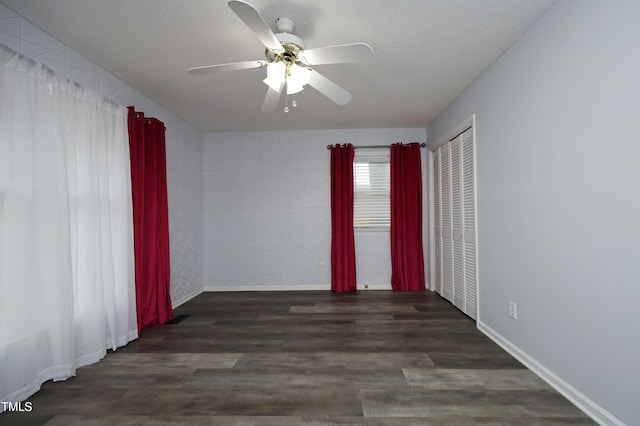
<box><xmin>477</xmin><ymin>321</ymin><xmax>624</xmax><ymax>426</ymax></box>
<box><xmin>204</xmin><ymin>284</ymin><xmax>330</xmax><ymax>292</ymax></box>
<box><xmin>358</xmin><ymin>283</ymin><xmax>393</xmax><ymax>290</ymax></box>
<box><xmin>172</xmin><ymin>288</ymin><xmax>204</xmax><ymax>308</ymax></box>
<box><xmin>203</xmin><ymin>284</ymin><xmax>392</xmax><ymax>292</ymax></box>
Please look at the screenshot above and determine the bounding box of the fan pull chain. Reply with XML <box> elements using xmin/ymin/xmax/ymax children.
<box><xmin>284</xmin><ymin>94</ymin><xmax>298</xmax><ymax>113</ymax></box>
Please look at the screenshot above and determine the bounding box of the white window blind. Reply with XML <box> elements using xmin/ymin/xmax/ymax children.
<box><xmin>353</xmin><ymin>148</ymin><xmax>390</xmax><ymax>228</ymax></box>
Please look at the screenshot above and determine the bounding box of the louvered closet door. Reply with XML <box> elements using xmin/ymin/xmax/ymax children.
<box><xmin>440</xmin><ymin>144</ymin><xmax>453</xmax><ymax>302</ymax></box>
<box><xmin>461</xmin><ymin>129</ymin><xmax>477</xmax><ymax>317</ymax></box>
<box><xmin>431</xmin><ymin>127</ymin><xmax>477</xmax><ymax>320</ymax></box>
<box><xmin>432</xmin><ymin>150</ymin><xmax>442</xmax><ymax>294</ymax></box>
<box><xmin>450</xmin><ymin>138</ymin><xmax>465</xmax><ymax>311</ymax></box>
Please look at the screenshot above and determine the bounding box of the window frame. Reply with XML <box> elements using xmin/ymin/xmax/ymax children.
<box><xmin>353</xmin><ymin>148</ymin><xmax>390</xmax><ymax>231</ymax></box>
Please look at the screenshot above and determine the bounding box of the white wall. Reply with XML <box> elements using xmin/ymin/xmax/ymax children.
<box><xmin>0</xmin><ymin>4</ymin><xmax>204</xmax><ymax>306</ymax></box>
<box><xmin>428</xmin><ymin>1</ymin><xmax>640</xmax><ymax>424</ymax></box>
<box><xmin>203</xmin><ymin>128</ymin><xmax>427</xmax><ymax>291</ymax></box>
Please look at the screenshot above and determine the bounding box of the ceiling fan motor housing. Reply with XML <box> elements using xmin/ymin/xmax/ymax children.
<box><xmin>276</xmin><ymin>17</ymin><xmax>295</xmax><ymax>33</ymax></box>
<box><xmin>275</xmin><ymin>32</ymin><xmax>305</xmax><ymax>50</ymax></box>
<box><xmin>267</xmin><ymin>18</ymin><xmax>305</xmax><ymax>65</ymax></box>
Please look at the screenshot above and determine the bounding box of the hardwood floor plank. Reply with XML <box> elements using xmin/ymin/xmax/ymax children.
<box><xmin>0</xmin><ymin>290</ymin><xmax>595</xmax><ymax>425</ymax></box>
<box><xmin>428</xmin><ymin>352</ymin><xmax>526</xmax><ymax>369</ymax></box>
<box><xmin>360</xmin><ymin>389</ymin><xmax>587</xmax><ymax>418</ymax></box>
<box><xmin>402</xmin><ymin>368</ymin><xmax>551</xmax><ymax>390</ymax></box>
<box><xmin>38</xmin><ymin>416</ymin><xmax>598</xmax><ymax>426</ymax></box>
<box><xmin>97</xmin><ymin>353</ymin><xmax>242</xmax><ymax>369</ymax></box>
<box><xmin>235</xmin><ymin>352</ymin><xmax>435</xmax><ymax>368</ymax></box>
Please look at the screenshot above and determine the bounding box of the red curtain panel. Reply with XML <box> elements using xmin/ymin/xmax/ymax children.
<box><xmin>330</xmin><ymin>144</ymin><xmax>357</xmax><ymax>293</ymax></box>
<box><xmin>127</xmin><ymin>107</ymin><xmax>173</xmax><ymax>332</ymax></box>
<box><xmin>390</xmin><ymin>142</ymin><xmax>425</xmax><ymax>291</ymax></box>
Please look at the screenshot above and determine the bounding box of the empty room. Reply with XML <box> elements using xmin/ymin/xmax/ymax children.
<box><xmin>0</xmin><ymin>1</ymin><xmax>638</xmax><ymax>425</ymax></box>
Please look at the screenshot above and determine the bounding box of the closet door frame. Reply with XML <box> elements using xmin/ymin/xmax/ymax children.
<box><xmin>428</xmin><ymin>114</ymin><xmax>480</xmax><ymax>320</ymax></box>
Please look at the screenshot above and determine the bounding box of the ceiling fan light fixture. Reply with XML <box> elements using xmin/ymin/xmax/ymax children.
<box><xmin>263</xmin><ymin>76</ymin><xmax>282</xmax><ymax>92</ymax></box>
<box><xmin>189</xmin><ymin>2</ymin><xmax>373</xmax><ymax>111</ymax></box>
<box><xmin>263</xmin><ymin>61</ymin><xmax>286</xmax><ymax>92</ymax></box>
<box><xmin>263</xmin><ymin>61</ymin><xmax>310</xmax><ymax>95</ymax></box>
<box><xmin>286</xmin><ymin>64</ymin><xmax>311</xmax><ymax>94</ymax></box>
<box><xmin>286</xmin><ymin>83</ymin><xmax>304</xmax><ymax>95</ymax></box>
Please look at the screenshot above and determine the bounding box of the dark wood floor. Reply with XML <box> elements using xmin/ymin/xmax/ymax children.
<box><xmin>1</xmin><ymin>290</ymin><xmax>595</xmax><ymax>425</ymax></box>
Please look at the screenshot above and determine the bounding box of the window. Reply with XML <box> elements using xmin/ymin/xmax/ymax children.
<box><xmin>353</xmin><ymin>148</ymin><xmax>390</xmax><ymax>229</ymax></box>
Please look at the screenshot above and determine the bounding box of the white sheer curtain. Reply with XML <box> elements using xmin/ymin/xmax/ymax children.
<box><xmin>0</xmin><ymin>43</ymin><xmax>138</xmax><ymax>406</ymax></box>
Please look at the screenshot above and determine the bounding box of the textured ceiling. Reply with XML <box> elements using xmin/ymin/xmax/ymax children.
<box><xmin>0</xmin><ymin>0</ymin><xmax>556</xmax><ymax>132</ymax></box>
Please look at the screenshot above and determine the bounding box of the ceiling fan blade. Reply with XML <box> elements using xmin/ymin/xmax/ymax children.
<box><xmin>188</xmin><ymin>60</ymin><xmax>267</xmax><ymax>75</ymax></box>
<box><xmin>261</xmin><ymin>80</ymin><xmax>285</xmax><ymax>112</ymax></box>
<box><xmin>228</xmin><ymin>0</ymin><xmax>283</xmax><ymax>53</ymax></box>
<box><xmin>306</xmin><ymin>69</ymin><xmax>352</xmax><ymax>105</ymax></box>
<box><xmin>299</xmin><ymin>43</ymin><xmax>374</xmax><ymax>66</ymax></box>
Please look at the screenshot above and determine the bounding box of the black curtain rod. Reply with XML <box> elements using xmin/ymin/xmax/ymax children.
<box><xmin>136</xmin><ymin>116</ymin><xmax>166</xmax><ymax>130</ymax></box>
<box><xmin>326</xmin><ymin>142</ymin><xmax>426</xmax><ymax>150</ymax></box>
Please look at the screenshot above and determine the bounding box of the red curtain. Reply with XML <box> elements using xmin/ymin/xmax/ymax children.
<box><xmin>390</xmin><ymin>142</ymin><xmax>425</xmax><ymax>291</ymax></box>
<box><xmin>330</xmin><ymin>144</ymin><xmax>357</xmax><ymax>293</ymax></box>
<box><xmin>128</xmin><ymin>107</ymin><xmax>173</xmax><ymax>332</ymax></box>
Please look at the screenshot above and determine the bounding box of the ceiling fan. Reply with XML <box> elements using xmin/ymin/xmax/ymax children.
<box><xmin>188</xmin><ymin>0</ymin><xmax>374</xmax><ymax>112</ymax></box>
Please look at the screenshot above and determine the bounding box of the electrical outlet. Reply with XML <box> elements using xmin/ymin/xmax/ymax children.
<box><xmin>364</xmin><ymin>284</ymin><xmax>369</xmax><ymax>289</ymax></box>
<box><xmin>508</xmin><ymin>301</ymin><xmax>518</xmax><ymax>320</ymax></box>
<box><xmin>319</xmin><ymin>262</ymin><xmax>326</xmax><ymax>271</ymax></box>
